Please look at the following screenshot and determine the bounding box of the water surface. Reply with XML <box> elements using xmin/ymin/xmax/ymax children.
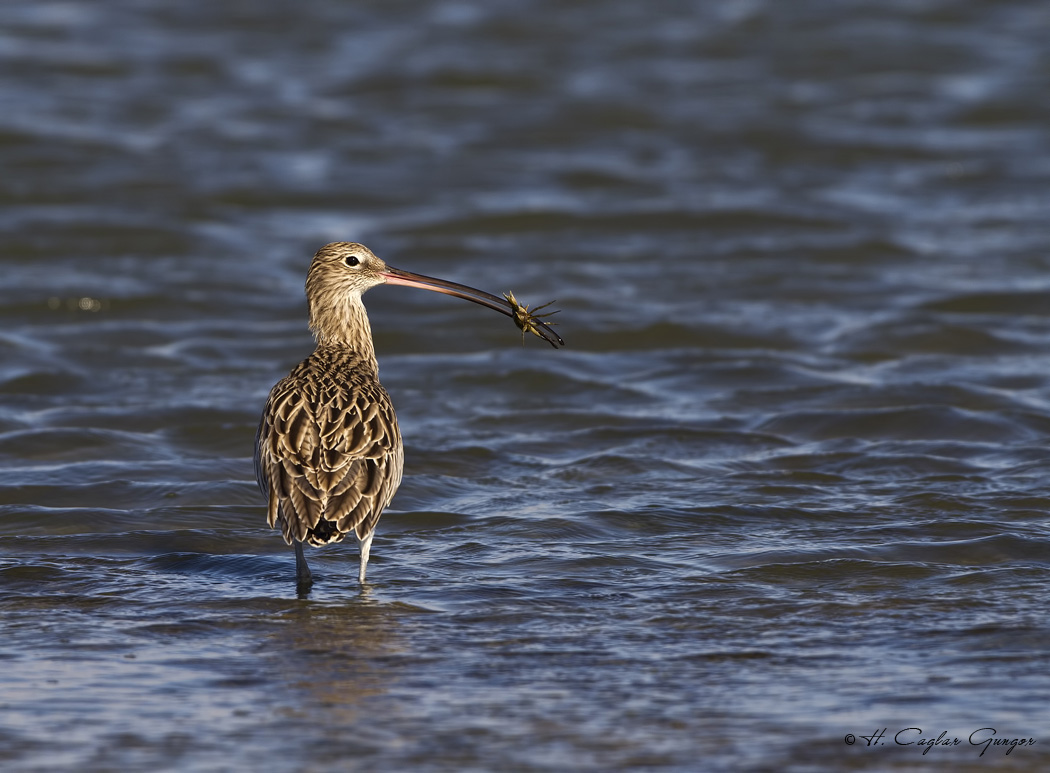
<box><xmin>2</xmin><ymin>1</ymin><xmax>1050</xmax><ymax>770</ymax></box>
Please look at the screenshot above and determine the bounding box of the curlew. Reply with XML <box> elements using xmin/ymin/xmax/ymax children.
<box><xmin>254</xmin><ymin>242</ymin><xmax>562</xmax><ymax>588</ymax></box>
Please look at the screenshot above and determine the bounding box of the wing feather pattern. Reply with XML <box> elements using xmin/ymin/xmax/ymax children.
<box><xmin>254</xmin><ymin>348</ymin><xmax>404</xmax><ymax>547</ymax></box>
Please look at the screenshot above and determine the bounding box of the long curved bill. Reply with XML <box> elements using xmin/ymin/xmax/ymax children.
<box><xmin>380</xmin><ymin>266</ymin><xmax>564</xmax><ymax>349</ymax></box>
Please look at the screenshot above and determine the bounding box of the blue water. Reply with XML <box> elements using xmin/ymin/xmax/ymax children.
<box><xmin>2</xmin><ymin>1</ymin><xmax>1049</xmax><ymax>770</ymax></box>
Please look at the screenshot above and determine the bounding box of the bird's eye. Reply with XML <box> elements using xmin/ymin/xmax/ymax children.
<box><xmin>345</xmin><ymin>255</ymin><xmax>360</xmax><ymax>267</ymax></box>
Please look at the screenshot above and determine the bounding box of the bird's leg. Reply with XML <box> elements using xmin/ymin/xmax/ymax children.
<box><xmin>358</xmin><ymin>531</ymin><xmax>374</xmax><ymax>584</ymax></box>
<box><xmin>294</xmin><ymin>540</ymin><xmax>313</xmax><ymax>587</ymax></box>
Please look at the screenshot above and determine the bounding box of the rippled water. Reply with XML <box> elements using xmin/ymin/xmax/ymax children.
<box><xmin>3</xmin><ymin>1</ymin><xmax>1050</xmax><ymax>770</ymax></box>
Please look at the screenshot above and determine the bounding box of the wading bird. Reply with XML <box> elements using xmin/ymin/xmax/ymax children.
<box><xmin>254</xmin><ymin>242</ymin><xmax>562</xmax><ymax>588</ymax></box>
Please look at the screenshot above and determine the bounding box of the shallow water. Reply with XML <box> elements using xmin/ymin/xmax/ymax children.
<box><xmin>2</xmin><ymin>0</ymin><xmax>1050</xmax><ymax>770</ymax></box>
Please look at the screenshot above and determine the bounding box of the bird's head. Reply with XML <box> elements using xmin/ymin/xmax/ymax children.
<box><xmin>306</xmin><ymin>241</ymin><xmax>389</xmax><ymax>302</ymax></box>
<box><xmin>303</xmin><ymin>241</ymin><xmax>564</xmax><ymax>349</ymax></box>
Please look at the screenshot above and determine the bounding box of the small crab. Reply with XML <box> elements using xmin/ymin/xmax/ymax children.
<box><xmin>503</xmin><ymin>291</ymin><xmax>561</xmax><ymax>347</ymax></box>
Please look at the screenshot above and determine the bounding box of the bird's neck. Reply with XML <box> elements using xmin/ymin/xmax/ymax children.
<box><xmin>308</xmin><ymin>292</ymin><xmax>378</xmax><ymax>366</ymax></box>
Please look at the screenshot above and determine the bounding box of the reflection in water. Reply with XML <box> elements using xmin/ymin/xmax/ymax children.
<box><xmin>263</xmin><ymin>596</ymin><xmax>405</xmax><ymax>726</ymax></box>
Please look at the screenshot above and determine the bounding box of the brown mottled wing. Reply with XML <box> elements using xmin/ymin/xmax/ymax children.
<box><xmin>255</xmin><ymin>354</ymin><xmax>404</xmax><ymax>546</ymax></box>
